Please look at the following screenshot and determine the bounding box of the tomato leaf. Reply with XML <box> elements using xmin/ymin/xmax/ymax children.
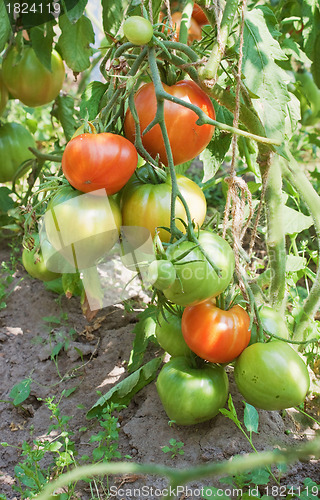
<box><xmin>86</xmin><ymin>357</ymin><xmax>162</xmax><ymax>419</ymax></box>
<box><xmin>243</xmin><ymin>402</ymin><xmax>259</xmax><ymax>434</ymax></box>
<box><xmin>80</xmin><ymin>81</ymin><xmax>108</xmax><ymax>120</ymax></box>
<box><xmin>58</xmin><ymin>14</ymin><xmax>95</xmax><ymax>72</ymax></box>
<box><xmin>53</xmin><ymin>95</ymin><xmax>78</xmax><ymax>141</ymax></box>
<box><xmin>286</xmin><ymin>255</ymin><xmax>308</xmax><ymax>273</ymax></box>
<box><xmin>249</xmin><ymin>468</ymin><xmax>271</xmax><ymax>485</ymax></box>
<box><xmin>283</xmin><ymin>205</ymin><xmax>313</xmax><ymax>235</ymax></box>
<box><xmin>102</xmin><ymin>0</ymin><xmax>130</xmax><ymax>37</ymax></box>
<box><xmin>61</xmin><ymin>0</ymin><xmax>88</xmax><ymax>23</ymax></box>
<box><xmin>243</xmin><ymin>6</ymin><xmax>291</xmax><ymax>140</ymax></box>
<box><xmin>29</xmin><ymin>23</ymin><xmax>55</xmax><ymax>71</ymax></box>
<box><xmin>0</xmin><ymin>0</ymin><xmax>12</xmax><ymax>52</ymax></box>
<box><xmin>302</xmin><ymin>0</ymin><xmax>320</xmax><ymax>60</ymax></box>
<box><xmin>127</xmin><ymin>305</ymin><xmax>158</xmax><ymax>373</ymax></box>
<box><xmin>201</xmin><ymin>103</ymin><xmax>233</xmax><ymax>183</ymax></box>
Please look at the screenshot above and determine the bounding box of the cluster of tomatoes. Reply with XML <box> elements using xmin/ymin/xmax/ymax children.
<box><xmin>0</xmin><ymin>13</ymin><xmax>311</xmax><ymax>428</ymax></box>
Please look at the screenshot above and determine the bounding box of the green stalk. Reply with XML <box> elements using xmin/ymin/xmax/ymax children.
<box><xmin>179</xmin><ymin>0</ymin><xmax>194</xmax><ymax>46</ymax></box>
<box><xmin>265</xmin><ymin>158</ymin><xmax>286</xmax><ymax>313</ymax></box>
<box><xmin>35</xmin><ymin>438</ymin><xmax>320</xmax><ymax>500</ymax></box>
<box><xmin>281</xmin><ymin>149</ymin><xmax>320</xmax><ymax>341</ymax></box>
<box><xmin>199</xmin><ymin>0</ymin><xmax>240</xmax><ymax>81</ymax></box>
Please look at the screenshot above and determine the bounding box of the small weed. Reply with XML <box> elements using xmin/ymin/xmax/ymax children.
<box><xmin>161</xmin><ymin>438</ymin><xmax>185</xmax><ymax>458</ymax></box>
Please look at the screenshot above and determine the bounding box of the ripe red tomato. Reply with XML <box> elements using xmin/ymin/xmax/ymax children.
<box><xmin>120</xmin><ymin>165</ymin><xmax>207</xmax><ymax>242</ymax></box>
<box><xmin>160</xmin><ymin>11</ymin><xmax>202</xmax><ymax>43</ymax></box>
<box><xmin>2</xmin><ymin>46</ymin><xmax>65</xmax><ymax>107</ymax></box>
<box><xmin>124</xmin><ymin>80</ymin><xmax>215</xmax><ymax>166</ymax></box>
<box><xmin>192</xmin><ymin>4</ymin><xmax>209</xmax><ymax>26</ymax></box>
<box><xmin>62</xmin><ymin>133</ymin><xmax>138</xmax><ymax>195</ymax></box>
<box><xmin>182</xmin><ymin>301</ymin><xmax>251</xmax><ymax>363</ymax></box>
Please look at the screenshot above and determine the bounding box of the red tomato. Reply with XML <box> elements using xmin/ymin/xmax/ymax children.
<box><xmin>124</xmin><ymin>80</ymin><xmax>215</xmax><ymax>166</ymax></box>
<box><xmin>61</xmin><ymin>133</ymin><xmax>138</xmax><ymax>195</ymax></box>
<box><xmin>192</xmin><ymin>4</ymin><xmax>209</xmax><ymax>26</ymax></box>
<box><xmin>181</xmin><ymin>301</ymin><xmax>251</xmax><ymax>363</ymax></box>
<box><xmin>161</xmin><ymin>11</ymin><xmax>202</xmax><ymax>43</ymax></box>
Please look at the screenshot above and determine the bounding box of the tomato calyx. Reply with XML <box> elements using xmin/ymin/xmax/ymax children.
<box><xmin>134</xmin><ymin>163</ymin><xmax>168</xmax><ymax>185</ymax></box>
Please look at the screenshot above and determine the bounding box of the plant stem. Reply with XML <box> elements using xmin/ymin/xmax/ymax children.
<box><xmin>178</xmin><ymin>0</ymin><xmax>194</xmax><ymax>46</ymax></box>
<box><xmin>35</xmin><ymin>438</ymin><xmax>320</xmax><ymax>500</ymax></box>
<box><xmin>199</xmin><ymin>0</ymin><xmax>240</xmax><ymax>81</ymax></box>
<box><xmin>281</xmin><ymin>149</ymin><xmax>320</xmax><ymax>340</ymax></box>
<box><xmin>265</xmin><ymin>158</ymin><xmax>286</xmax><ymax>313</ymax></box>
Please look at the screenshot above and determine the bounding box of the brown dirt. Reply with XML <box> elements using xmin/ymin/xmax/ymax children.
<box><xmin>0</xmin><ymin>240</ymin><xmax>320</xmax><ymax>500</ymax></box>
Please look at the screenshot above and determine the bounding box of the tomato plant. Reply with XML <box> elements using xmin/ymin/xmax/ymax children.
<box><xmin>234</xmin><ymin>341</ymin><xmax>310</xmax><ymax>411</ymax></box>
<box><xmin>22</xmin><ymin>234</ymin><xmax>61</xmax><ymax>282</ymax></box>
<box><xmin>44</xmin><ymin>186</ymin><xmax>122</xmax><ymax>269</ymax></box>
<box><xmin>156</xmin><ymin>356</ymin><xmax>229</xmax><ymax>425</ymax></box>
<box><xmin>124</xmin><ymin>80</ymin><xmax>215</xmax><ymax>166</ymax></box>
<box><xmin>2</xmin><ymin>46</ymin><xmax>65</xmax><ymax>107</ymax></box>
<box><xmin>155</xmin><ymin>308</ymin><xmax>191</xmax><ymax>357</ymax></box>
<box><xmin>0</xmin><ymin>70</ymin><xmax>8</xmax><ymax>115</ymax></box>
<box><xmin>62</xmin><ymin>133</ymin><xmax>138</xmax><ymax>195</ymax></box>
<box><xmin>162</xmin><ymin>230</ymin><xmax>235</xmax><ymax>306</ymax></box>
<box><xmin>259</xmin><ymin>305</ymin><xmax>290</xmax><ymax>341</ymax></box>
<box><xmin>0</xmin><ymin>122</ymin><xmax>36</xmax><ymax>183</ymax></box>
<box><xmin>181</xmin><ymin>301</ymin><xmax>251</xmax><ymax>363</ymax></box>
<box><xmin>165</xmin><ymin>11</ymin><xmax>202</xmax><ymax>43</ymax></box>
<box><xmin>123</xmin><ymin>16</ymin><xmax>153</xmax><ymax>45</ymax></box>
<box><xmin>120</xmin><ymin>166</ymin><xmax>207</xmax><ymax>242</ymax></box>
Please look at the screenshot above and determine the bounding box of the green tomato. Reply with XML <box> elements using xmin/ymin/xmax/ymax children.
<box><xmin>163</xmin><ymin>230</ymin><xmax>235</xmax><ymax>306</ymax></box>
<box><xmin>0</xmin><ymin>70</ymin><xmax>8</xmax><ymax>115</ymax></box>
<box><xmin>259</xmin><ymin>305</ymin><xmax>290</xmax><ymax>340</ymax></box>
<box><xmin>234</xmin><ymin>341</ymin><xmax>310</xmax><ymax>411</ymax></box>
<box><xmin>155</xmin><ymin>308</ymin><xmax>192</xmax><ymax>357</ymax></box>
<box><xmin>44</xmin><ymin>185</ymin><xmax>122</xmax><ymax>269</ymax></box>
<box><xmin>2</xmin><ymin>46</ymin><xmax>65</xmax><ymax>107</ymax></box>
<box><xmin>123</xmin><ymin>16</ymin><xmax>153</xmax><ymax>45</ymax></box>
<box><xmin>0</xmin><ymin>122</ymin><xmax>36</xmax><ymax>183</ymax></box>
<box><xmin>22</xmin><ymin>234</ymin><xmax>61</xmax><ymax>282</ymax></box>
<box><xmin>148</xmin><ymin>260</ymin><xmax>176</xmax><ymax>290</ymax></box>
<box><xmin>156</xmin><ymin>356</ymin><xmax>229</xmax><ymax>425</ymax></box>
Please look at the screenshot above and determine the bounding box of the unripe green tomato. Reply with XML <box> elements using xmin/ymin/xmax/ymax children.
<box><xmin>155</xmin><ymin>308</ymin><xmax>192</xmax><ymax>357</ymax></box>
<box><xmin>123</xmin><ymin>16</ymin><xmax>153</xmax><ymax>45</ymax></box>
<box><xmin>0</xmin><ymin>70</ymin><xmax>9</xmax><ymax>115</ymax></box>
<box><xmin>148</xmin><ymin>260</ymin><xmax>176</xmax><ymax>290</ymax></box>
<box><xmin>22</xmin><ymin>234</ymin><xmax>61</xmax><ymax>282</ymax></box>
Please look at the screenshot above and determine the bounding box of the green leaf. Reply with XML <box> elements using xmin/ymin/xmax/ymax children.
<box><xmin>48</xmin><ymin>441</ymin><xmax>63</xmax><ymax>452</ymax></box>
<box><xmin>80</xmin><ymin>81</ymin><xmax>108</xmax><ymax>120</ymax></box>
<box><xmin>249</xmin><ymin>468</ymin><xmax>271</xmax><ymax>485</ymax></box>
<box><xmin>102</xmin><ymin>0</ymin><xmax>130</xmax><ymax>36</ymax></box>
<box><xmin>127</xmin><ymin>305</ymin><xmax>158</xmax><ymax>373</ymax></box>
<box><xmin>58</xmin><ymin>14</ymin><xmax>94</xmax><ymax>72</ymax></box>
<box><xmin>175</xmin><ymin>160</ymin><xmax>192</xmax><ymax>175</ymax></box>
<box><xmin>52</xmin><ymin>95</ymin><xmax>78</xmax><ymax>141</ymax></box>
<box><xmin>29</xmin><ymin>23</ymin><xmax>55</xmax><ymax>71</ymax></box>
<box><xmin>302</xmin><ymin>0</ymin><xmax>320</xmax><ymax>60</ymax></box>
<box><xmin>86</xmin><ymin>357</ymin><xmax>162</xmax><ymax>419</ymax></box>
<box><xmin>9</xmin><ymin>378</ymin><xmax>31</xmax><ymax>406</ymax></box>
<box><xmin>286</xmin><ymin>255</ymin><xmax>307</xmax><ymax>272</ymax></box>
<box><xmin>62</xmin><ymin>0</ymin><xmax>88</xmax><ymax>22</ymax></box>
<box><xmin>283</xmin><ymin>206</ymin><xmax>313</xmax><ymax>235</ymax></box>
<box><xmin>0</xmin><ymin>0</ymin><xmax>12</xmax><ymax>52</ymax></box>
<box><xmin>284</xmin><ymin>92</ymin><xmax>301</xmax><ymax>140</ymax></box>
<box><xmin>0</xmin><ymin>187</ymin><xmax>15</xmax><ymax>213</ymax></box>
<box><xmin>281</xmin><ymin>37</ymin><xmax>312</xmax><ymax>65</ymax></box>
<box><xmin>202</xmin><ymin>103</ymin><xmax>233</xmax><ymax>183</ymax></box>
<box><xmin>243</xmin><ymin>402</ymin><xmax>259</xmax><ymax>433</ymax></box>
<box><xmin>243</xmin><ymin>6</ymin><xmax>291</xmax><ymax>140</ymax></box>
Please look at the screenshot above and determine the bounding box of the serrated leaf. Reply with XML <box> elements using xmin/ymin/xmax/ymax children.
<box><xmin>0</xmin><ymin>0</ymin><xmax>12</xmax><ymax>52</ymax></box>
<box><xmin>59</xmin><ymin>14</ymin><xmax>94</xmax><ymax>72</ymax></box>
<box><xmin>243</xmin><ymin>402</ymin><xmax>259</xmax><ymax>433</ymax></box>
<box><xmin>243</xmin><ymin>6</ymin><xmax>291</xmax><ymax>140</ymax></box>
<box><xmin>86</xmin><ymin>357</ymin><xmax>162</xmax><ymax>419</ymax></box>
<box><xmin>80</xmin><ymin>81</ymin><xmax>108</xmax><ymax>120</ymax></box>
<box><xmin>282</xmin><ymin>37</ymin><xmax>312</xmax><ymax>65</ymax></box>
<box><xmin>249</xmin><ymin>468</ymin><xmax>271</xmax><ymax>485</ymax></box>
<box><xmin>9</xmin><ymin>378</ymin><xmax>31</xmax><ymax>406</ymax></box>
<box><xmin>302</xmin><ymin>0</ymin><xmax>320</xmax><ymax>59</ymax></box>
<box><xmin>283</xmin><ymin>206</ymin><xmax>313</xmax><ymax>235</ymax></box>
<box><xmin>202</xmin><ymin>102</ymin><xmax>233</xmax><ymax>183</ymax></box>
<box><xmin>53</xmin><ymin>95</ymin><xmax>78</xmax><ymax>141</ymax></box>
<box><xmin>29</xmin><ymin>23</ymin><xmax>55</xmax><ymax>71</ymax></box>
<box><xmin>128</xmin><ymin>305</ymin><xmax>158</xmax><ymax>372</ymax></box>
<box><xmin>286</xmin><ymin>254</ymin><xmax>307</xmax><ymax>272</ymax></box>
<box><xmin>102</xmin><ymin>0</ymin><xmax>130</xmax><ymax>36</ymax></box>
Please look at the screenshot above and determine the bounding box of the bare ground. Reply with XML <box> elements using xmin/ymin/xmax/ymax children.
<box><xmin>0</xmin><ymin>240</ymin><xmax>320</xmax><ymax>500</ymax></box>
